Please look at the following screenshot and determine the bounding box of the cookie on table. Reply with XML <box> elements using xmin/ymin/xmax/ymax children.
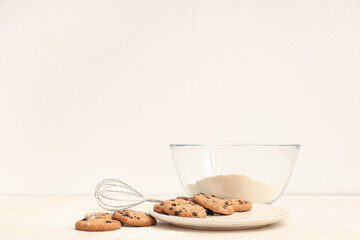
<box><xmin>113</xmin><ymin>209</ymin><xmax>156</xmax><ymax>227</ymax></box>
<box><xmin>163</xmin><ymin>198</ymin><xmax>207</xmax><ymax>218</ymax></box>
<box><xmin>223</xmin><ymin>199</ymin><xmax>252</xmax><ymax>212</ymax></box>
<box><xmin>176</xmin><ymin>196</ymin><xmax>195</xmax><ymax>202</ymax></box>
<box><xmin>193</xmin><ymin>193</ymin><xmax>234</xmax><ymax>215</ymax></box>
<box><xmin>84</xmin><ymin>212</ymin><xmax>114</xmax><ymax>220</ymax></box>
<box><xmin>154</xmin><ymin>202</ymin><xmax>165</xmax><ymax>213</ymax></box>
<box><xmin>75</xmin><ymin>218</ymin><xmax>121</xmax><ymax>231</ymax></box>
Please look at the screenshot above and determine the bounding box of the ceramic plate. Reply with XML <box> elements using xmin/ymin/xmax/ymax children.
<box><xmin>149</xmin><ymin>204</ymin><xmax>289</xmax><ymax>230</ymax></box>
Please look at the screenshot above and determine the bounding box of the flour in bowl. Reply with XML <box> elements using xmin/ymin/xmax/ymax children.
<box><xmin>187</xmin><ymin>174</ymin><xmax>282</xmax><ymax>203</ymax></box>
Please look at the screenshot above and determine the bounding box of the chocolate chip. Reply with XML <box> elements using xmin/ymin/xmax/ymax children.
<box><xmin>81</xmin><ymin>218</ymin><xmax>87</xmax><ymax>221</ymax></box>
<box><xmin>192</xmin><ymin>212</ymin><xmax>197</xmax><ymax>216</ymax></box>
<box><xmin>169</xmin><ymin>207</ymin><xmax>173</xmax><ymax>210</ymax></box>
<box><xmin>174</xmin><ymin>211</ymin><xmax>180</xmax><ymax>216</ymax></box>
<box><xmin>123</xmin><ymin>213</ymin><xmax>133</xmax><ymax>219</ymax></box>
<box><xmin>225</xmin><ymin>202</ymin><xmax>229</xmax><ymax>206</ymax></box>
<box><xmin>206</xmin><ymin>208</ymin><xmax>215</xmax><ymax>215</ymax></box>
<box><xmin>171</xmin><ymin>203</ymin><xmax>176</xmax><ymax>206</ymax></box>
<box><xmin>211</xmin><ymin>195</ymin><xmax>215</xmax><ymax>197</ymax></box>
<box><xmin>106</xmin><ymin>221</ymin><xmax>111</xmax><ymax>223</ymax></box>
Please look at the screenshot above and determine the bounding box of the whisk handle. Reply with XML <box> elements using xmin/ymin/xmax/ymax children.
<box><xmin>145</xmin><ymin>198</ymin><xmax>163</xmax><ymax>203</ymax></box>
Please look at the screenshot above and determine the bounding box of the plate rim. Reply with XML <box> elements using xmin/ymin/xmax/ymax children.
<box><xmin>149</xmin><ymin>203</ymin><xmax>290</xmax><ymax>223</ymax></box>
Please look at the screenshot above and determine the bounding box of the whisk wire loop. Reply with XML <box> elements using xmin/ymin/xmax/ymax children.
<box><xmin>95</xmin><ymin>178</ymin><xmax>162</xmax><ymax>211</ymax></box>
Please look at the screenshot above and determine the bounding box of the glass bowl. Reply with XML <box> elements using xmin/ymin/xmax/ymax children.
<box><xmin>170</xmin><ymin>144</ymin><xmax>300</xmax><ymax>204</ymax></box>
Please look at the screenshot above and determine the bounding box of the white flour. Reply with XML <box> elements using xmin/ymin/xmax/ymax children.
<box><xmin>187</xmin><ymin>174</ymin><xmax>282</xmax><ymax>203</ymax></box>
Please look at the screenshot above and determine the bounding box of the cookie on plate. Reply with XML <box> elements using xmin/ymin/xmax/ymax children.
<box><xmin>84</xmin><ymin>212</ymin><xmax>114</xmax><ymax>220</ymax></box>
<box><xmin>193</xmin><ymin>193</ymin><xmax>234</xmax><ymax>215</ymax></box>
<box><xmin>75</xmin><ymin>218</ymin><xmax>121</xmax><ymax>231</ymax></box>
<box><xmin>154</xmin><ymin>202</ymin><xmax>165</xmax><ymax>213</ymax></box>
<box><xmin>223</xmin><ymin>199</ymin><xmax>252</xmax><ymax>212</ymax></box>
<box><xmin>163</xmin><ymin>198</ymin><xmax>207</xmax><ymax>218</ymax></box>
<box><xmin>176</xmin><ymin>196</ymin><xmax>195</xmax><ymax>202</ymax></box>
<box><xmin>113</xmin><ymin>209</ymin><xmax>156</xmax><ymax>227</ymax></box>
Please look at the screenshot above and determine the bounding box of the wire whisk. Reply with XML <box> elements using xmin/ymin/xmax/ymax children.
<box><xmin>95</xmin><ymin>178</ymin><xmax>163</xmax><ymax>211</ymax></box>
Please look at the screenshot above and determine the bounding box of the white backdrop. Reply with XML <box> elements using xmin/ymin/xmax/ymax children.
<box><xmin>1</xmin><ymin>0</ymin><xmax>359</xmax><ymax>195</ymax></box>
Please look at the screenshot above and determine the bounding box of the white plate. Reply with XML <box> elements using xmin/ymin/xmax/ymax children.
<box><xmin>149</xmin><ymin>204</ymin><xmax>289</xmax><ymax>230</ymax></box>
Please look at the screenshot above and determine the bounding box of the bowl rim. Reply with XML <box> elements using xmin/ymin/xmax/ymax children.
<box><xmin>169</xmin><ymin>143</ymin><xmax>301</xmax><ymax>148</ymax></box>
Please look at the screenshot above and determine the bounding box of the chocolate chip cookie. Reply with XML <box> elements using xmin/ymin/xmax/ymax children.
<box><xmin>75</xmin><ymin>218</ymin><xmax>121</xmax><ymax>231</ymax></box>
<box><xmin>153</xmin><ymin>202</ymin><xmax>165</xmax><ymax>213</ymax></box>
<box><xmin>163</xmin><ymin>198</ymin><xmax>207</xmax><ymax>218</ymax></box>
<box><xmin>193</xmin><ymin>193</ymin><xmax>234</xmax><ymax>215</ymax></box>
<box><xmin>85</xmin><ymin>212</ymin><xmax>114</xmax><ymax>220</ymax></box>
<box><xmin>113</xmin><ymin>209</ymin><xmax>156</xmax><ymax>227</ymax></box>
<box><xmin>224</xmin><ymin>199</ymin><xmax>252</xmax><ymax>212</ymax></box>
<box><xmin>176</xmin><ymin>196</ymin><xmax>195</xmax><ymax>202</ymax></box>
